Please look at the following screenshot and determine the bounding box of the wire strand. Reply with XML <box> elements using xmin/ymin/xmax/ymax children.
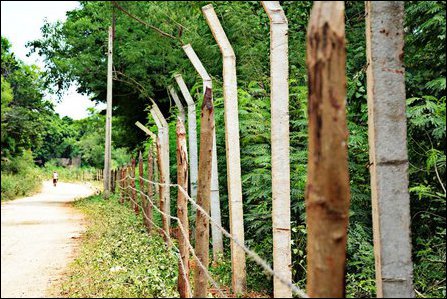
<box><xmin>117</xmin><ymin>174</ymin><xmax>308</xmax><ymax>298</ymax></box>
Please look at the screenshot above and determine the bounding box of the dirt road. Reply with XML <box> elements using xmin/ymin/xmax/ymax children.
<box><xmin>1</xmin><ymin>180</ymin><xmax>95</xmax><ymax>298</ymax></box>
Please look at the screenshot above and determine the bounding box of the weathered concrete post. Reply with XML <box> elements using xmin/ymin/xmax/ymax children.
<box><xmin>262</xmin><ymin>1</ymin><xmax>292</xmax><ymax>297</ymax></box>
<box><xmin>365</xmin><ymin>2</ymin><xmax>415</xmax><ymax>297</ymax></box>
<box><xmin>169</xmin><ymin>86</ymin><xmax>186</xmax><ymax>123</ymax></box>
<box><xmin>150</xmin><ymin>104</ymin><xmax>171</xmax><ymax>229</ymax></box>
<box><xmin>202</xmin><ymin>4</ymin><xmax>246</xmax><ymax>293</ymax></box>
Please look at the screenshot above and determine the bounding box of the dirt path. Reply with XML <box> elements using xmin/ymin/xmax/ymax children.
<box><xmin>1</xmin><ymin>180</ymin><xmax>96</xmax><ymax>298</ymax></box>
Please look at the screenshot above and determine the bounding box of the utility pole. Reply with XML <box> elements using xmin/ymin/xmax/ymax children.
<box><xmin>103</xmin><ymin>26</ymin><xmax>113</xmax><ymax>198</ymax></box>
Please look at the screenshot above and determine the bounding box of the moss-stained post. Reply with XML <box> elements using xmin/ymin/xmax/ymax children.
<box><xmin>262</xmin><ymin>2</ymin><xmax>292</xmax><ymax>297</ymax></box>
<box><xmin>306</xmin><ymin>2</ymin><xmax>350</xmax><ymax>297</ymax></box>
<box><xmin>202</xmin><ymin>5</ymin><xmax>246</xmax><ymax>293</ymax></box>
<box><xmin>176</xmin><ymin>117</ymin><xmax>191</xmax><ymax>298</ymax></box>
<box><xmin>175</xmin><ymin>72</ymin><xmax>224</xmax><ymax>261</ymax></box>
<box><xmin>365</xmin><ymin>2</ymin><xmax>414</xmax><ymax>298</ymax></box>
<box><xmin>193</xmin><ymin>87</ymin><xmax>214</xmax><ymax>298</ymax></box>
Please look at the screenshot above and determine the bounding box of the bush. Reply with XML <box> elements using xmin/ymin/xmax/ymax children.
<box><xmin>1</xmin><ymin>150</ymin><xmax>43</xmax><ymax>201</ymax></box>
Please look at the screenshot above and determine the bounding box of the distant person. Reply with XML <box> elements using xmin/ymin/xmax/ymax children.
<box><xmin>52</xmin><ymin>171</ymin><xmax>58</xmax><ymax>187</ymax></box>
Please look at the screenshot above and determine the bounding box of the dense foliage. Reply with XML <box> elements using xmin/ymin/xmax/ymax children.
<box><xmin>1</xmin><ymin>36</ymin><xmax>130</xmax><ymax>200</ymax></box>
<box><xmin>1</xmin><ymin>1</ymin><xmax>444</xmax><ymax>297</ymax></box>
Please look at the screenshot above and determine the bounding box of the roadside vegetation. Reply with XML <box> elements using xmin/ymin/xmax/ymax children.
<box><xmin>55</xmin><ymin>194</ymin><xmax>179</xmax><ymax>298</ymax></box>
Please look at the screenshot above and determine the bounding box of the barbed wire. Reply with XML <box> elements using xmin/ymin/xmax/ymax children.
<box><xmin>117</xmin><ymin>173</ymin><xmax>308</xmax><ymax>298</ymax></box>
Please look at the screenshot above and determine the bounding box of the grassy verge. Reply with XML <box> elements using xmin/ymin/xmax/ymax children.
<box><xmin>54</xmin><ymin>192</ymin><xmax>273</xmax><ymax>298</ymax></box>
<box><xmin>55</xmin><ymin>194</ymin><xmax>179</xmax><ymax>298</ymax></box>
<box><xmin>1</xmin><ymin>151</ymin><xmax>43</xmax><ymax>201</ymax></box>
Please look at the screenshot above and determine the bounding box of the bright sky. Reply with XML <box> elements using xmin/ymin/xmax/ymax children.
<box><xmin>1</xmin><ymin>1</ymin><xmax>106</xmax><ymax>120</ymax></box>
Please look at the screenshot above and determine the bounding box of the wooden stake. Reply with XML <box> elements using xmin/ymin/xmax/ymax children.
<box><xmin>193</xmin><ymin>87</ymin><xmax>214</xmax><ymax>298</ymax></box>
<box><xmin>202</xmin><ymin>5</ymin><xmax>246</xmax><ymax>293</ymax></box>
<box><xmin>174</xmin><ymin>74</ymin><xmax>199</xmax><ymax>202</ymax></box>
<box><xmin>179</xmin><ymin>48</ymin><xmax>224</xmax><ymax>261</ymax></box>
<box><xmin>147</xmin><ymin>146</ymin><xmax>154</xmax><ymax>233</ymax></box>
<box><xmin>305</xmin><ymin>2</ymin><xmax>350</xmax><ymax>297</ymax></box>
<box><xmin>120</xmin><ymin>167</ymin><xmax>124</xmax><ymax>204</ymax></box>
<box><xmin>131</xmin><ymin>157</ymin><xmax>139</xmax><ymax>215</ymax></box>
<box><xmin>365</xmin><ymin>2</ymin><xmax>414</xmax><ymax>297</ymax></box>
<box><xmin>176</xmin><ymin>117</ymin><xmax>191</xmax><ymax>298</ymax></box>
<box><xmin>139</xmin><ymin>151</ymin><xmax>145</xmax><ymax>223</ymax></box>
<box><xmin>262</xmin><ymin>2</ymin><xmax>292</xmax><ymax>297</ymax></box>
<box><xmin>126</xmin><ymin>164</ymin><xmax>130</xmax><ymax>203</ymax></box>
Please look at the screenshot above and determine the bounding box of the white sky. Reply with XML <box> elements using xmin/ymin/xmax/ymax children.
<box><xmin>1</xmin><ymin>1</ymin><xmax>106</xmax><ymax>120</ymax></box>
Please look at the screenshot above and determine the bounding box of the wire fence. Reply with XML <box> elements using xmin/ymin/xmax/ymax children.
<box><xmin>116</xmin><ymin>172</ymin><xmax>308</xmax><ymax>298</ymax></box>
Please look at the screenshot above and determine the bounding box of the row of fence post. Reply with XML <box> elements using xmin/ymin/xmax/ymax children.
<box><xmin>116</xmin><ymin>87</ymin><xmax>217</xmax><ymax>298</ymax></box>
<box><xmin>110</xmin><ymin>1</ymin><xmax>413</xmax><ymax>298</ymax></box>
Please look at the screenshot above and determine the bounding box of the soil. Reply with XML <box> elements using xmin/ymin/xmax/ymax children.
<box><xmin>1</xmin><ymin>180</ymin><xmax>95</xmax><ymax>298</ymax></box>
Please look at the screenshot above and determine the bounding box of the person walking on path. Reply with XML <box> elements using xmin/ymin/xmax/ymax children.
<box><xmin>52</xmin><ymin>171</ymin><xmax>59</xmax><ymax>187</ymax></box>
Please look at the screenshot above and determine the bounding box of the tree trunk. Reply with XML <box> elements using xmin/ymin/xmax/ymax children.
<box><xmin>365</xmin><ymin>2</ymin><xmax>414</xmax><ymax>297</ymax></box>
<box><xmin>176</xmin><ymin>117</ymin><xmax>191</xmax><ymax>298</ymax></box>
<box><xmin>305</xmin><ymin>2</ymin><xmax>350</xmax><ymax>297</ymax></box>
<box><xmin>193</xmin><ymin>87</ymin><xmax>214</xmax><ymax>298</ymax></box>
